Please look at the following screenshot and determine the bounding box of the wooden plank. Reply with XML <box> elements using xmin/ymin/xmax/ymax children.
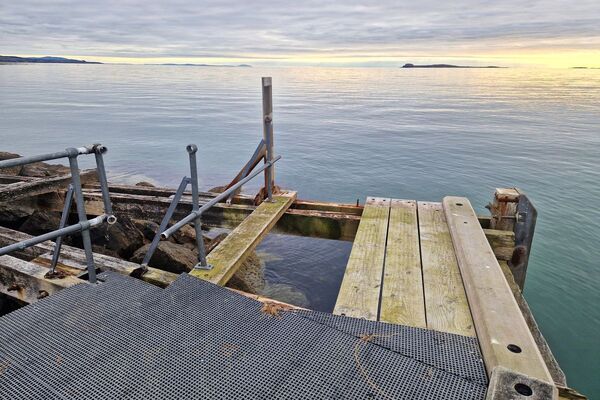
<box><xmin>333</xmin><ymin>197</ymin><xmax>390</xmax><ymax>320</ymax></box>
<box><xmin>0</xmin><ymin>226</ymin><xmax>178</xmax><ymax>287</ymax></box>
<box><xmin>418</xmin><ymin>201</ymin><xmax>474</xmax><ymax>337</ymax></box>
<box><xmin>29</xmin><ymin>190</ymin><xmax>360</xmax><ymax>241</ymax></box>
<box><xmin>498</xmin><ymin>261</ymin><xmax>566</xmax><ymax>386</ymax></box>
<box><xmin>0</xmin><ymin>255</ymin><xmax>83</xmax><ymax>303</ymax></box>
<box><xmin>0</xmin><ymin>174</ymin><xmax>37</xmax><ymax>184</ymax></box>
<box><xmin>484</xmin><ymin>228</ymin><xmax>515</xmax><ymax>261</ymax></box>
<box><xmin>443</xmin><ymin>196</ymin><xmax>554</xmax><ymax>384</ymax></box>
<box><xmin>0</xmin><ymin>170</ymin><xmax>96</xmax><ymax>202</ymax></box>
<box><xmin>190</xmin><ymin>191</ymin><xmax>297</xmax><ymax>285</ymax></box>
<box><xmin>379</xmin><ymin>199</ymin><xmax>425</xmax><ymax>327</ymax></box>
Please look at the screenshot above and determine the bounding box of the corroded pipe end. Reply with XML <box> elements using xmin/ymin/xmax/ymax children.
<box><xmin>93</xmin><ymin>144</ymin><xmax>108</xmax><ymax>154</ymax></box>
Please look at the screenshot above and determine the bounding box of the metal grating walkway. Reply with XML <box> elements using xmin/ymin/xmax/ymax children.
<box><xmin>0</xmin><ymin>272</ymin><xmax>487</xmax><ymax>399</ymax></box>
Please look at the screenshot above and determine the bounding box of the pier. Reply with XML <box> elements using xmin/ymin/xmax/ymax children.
<box><xmin>0</xmin><ymin>78</ymin><xmax>585</xmax><ymax>399</ymax></box>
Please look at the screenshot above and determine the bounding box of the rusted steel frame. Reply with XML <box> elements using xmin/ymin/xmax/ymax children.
<box><xmin>224</xmin><ymin>139</ymin><xmax>267</xmax><ymax>204</ymax></box>
<box><xmin>511</xmin><ymin>189</ymin><xmax>537</xmax><ymax>291</ymax></box>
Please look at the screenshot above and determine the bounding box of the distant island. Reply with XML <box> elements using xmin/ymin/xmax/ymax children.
<box><xmin>571</xmin><ymin>66</ymin><xmax>600</xmax><ymax>69</ymax></box>
<box><xmin>402</xmin><ymin>63</ymin><xmax>502</xmax><ymax>68</ymax></box>
<box><xmin>0</xmin><ymin>55</ymin><xmax>101</xmax><ymax>64</ymax></box>
<box><xmin>157</xmin><ymin>63</ymin><xmax>252</xmax><ymax>67</ymax></box>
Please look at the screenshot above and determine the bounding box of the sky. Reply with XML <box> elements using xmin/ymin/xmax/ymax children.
<box><xmin>1</xmin><ymin>0</ymin><xmax>600</xmax><ymax>67</ymax></box>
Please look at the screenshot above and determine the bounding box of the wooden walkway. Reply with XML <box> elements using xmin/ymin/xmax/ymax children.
<box><xmin>334</xmin><ymin>195</ymin><xmax>556</xmax><ymax>395</ymax></box>
<box><xmin>334</xmin><ymin>197</ymin><xmax>474</xmax><ymax>337</ymax></box>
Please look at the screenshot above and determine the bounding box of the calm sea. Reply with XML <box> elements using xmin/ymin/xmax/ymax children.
<box><xmin>1</xmin><ymin>64</ymin><xmax>598</xmax><ymax>396</ymax></box>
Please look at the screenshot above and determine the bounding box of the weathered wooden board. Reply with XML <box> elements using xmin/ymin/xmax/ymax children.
<box><xmin>498</xmin><ymin>261</ymin><xmax>566</xmax><ymax>386</ymax></box>
<box><xmin>418</xmin><ymin>201</ymin><xmax>474</xmax><ymax>337</ymax></box>
<box><xmin>0</xmin><ymin>226</ymin><xmax>178</xmax><ymax>287</ymax></box>
<box><xmin>484</xmin><ymin>229</ymin><xmax>515</xmax><ymax>261</ymax></box>
<box><xmin>0</xmin><ymin>170</ymin><xmax>96</xmax><ymax>202</ymax></box>
<box><xmin>443</xmin><ymin>196</ymin><xmax>553</xmax><ymax>384</ymax></box>
<box><xmin>191</xmin><ymin>192</ymin><xmax>297</xmax><ymax>285</ymax></box>
<box><xmin>333</xmin><ymin>197</ymin><xmax>390</xmax><ymax>320</ymax></box>
<box><xmin>379</xmin><ymin>199</ymin><xmax>425</xmax><ymax>327</ymax></box>
<box><xmin>0</xmin><ymin>255</ymin><xmax>83</xmax><ymax>303</ymax></box>
<box><xmin>30</xmin><ymin>190</ymin><xmax>360</xmax><ymax>241</ymax></box>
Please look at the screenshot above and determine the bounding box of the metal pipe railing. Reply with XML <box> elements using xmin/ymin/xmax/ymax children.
<box><xmin>0</xmin><ymin>144</ymin><xmax>115</xmax><ymax>283</ymax></box>
<box><xmin>141</xmin><ymin>148</ymin><xmax>280</xmax><ymax>271</ymax></box>
<box><xmin>162</xmin><ymin>155</ymin><xmax>280</xmax><ymax>240</ymax></box>
<box><xmin>0</xmin><ymin>214</ymin><xmax>108</xmax><ymax>255</ymax></box>
<box><xmin>0</xmin><ymin>146</ymin><xmax>97</xmax><ymax>169</ymax></box>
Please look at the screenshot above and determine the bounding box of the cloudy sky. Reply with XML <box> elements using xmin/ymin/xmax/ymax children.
<box><xmin>1</xmin><ymin>0</ymin><xmax>599</xmax><ymax>67</ymax></box>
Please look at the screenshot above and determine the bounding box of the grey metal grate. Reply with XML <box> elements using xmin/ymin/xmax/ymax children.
<box><xmin>0</xmin><ymin>272</ymin><xmax>487</xmax><ymax>399</ymax></box>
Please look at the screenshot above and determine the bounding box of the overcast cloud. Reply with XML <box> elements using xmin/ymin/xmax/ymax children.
<box><xmin>1</xmin><ymin>1</ymin><xmax>599</xmax><ymax>64</ymax></box>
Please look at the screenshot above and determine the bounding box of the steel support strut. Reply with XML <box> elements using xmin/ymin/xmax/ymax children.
<box><xmin>141</xmin><ymin>177</ymin><xmax>191</xmax><ymax>268</ymax></box>
<box><xmin>49</xmin><ymin>184</ymin><xmax>74</xmax><ymax>274</ymax></box>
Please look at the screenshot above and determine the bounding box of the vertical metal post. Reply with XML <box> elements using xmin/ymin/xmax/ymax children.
<box><xmin>66</xmin><ymin>149</ymin><xmax>97</xmax><ymax>283</ymax></box>
<box><xmin>93</xmin><ymin>145</ymin><xmax>115</xmax><ymax>220</ymax></box>
<box><xmin>512</xmin><ymin>189</ymin><xmax>538</xmax><ymax>291</ymax></box>
<box><xmin>142</xmin><ymin>177</ymin><xmax>191</xmax><ymax>267</ymax></box>
<box><xmin>49</xmin><ymin>185</ymin><xmax>74</xmax><ymax>274</ymax></box>
<box><xmin>187</xmin><ymin>145</ymin><xmax>211</xmax><ymax>270</ymax></box>
<box><xmin>262</xmin><ymin>77</ymin><xmax>274</xmax><ymax>202</ymax></box>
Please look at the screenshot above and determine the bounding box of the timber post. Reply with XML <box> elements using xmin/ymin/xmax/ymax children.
<box><xmin>489</xmin><ymin>188</ymin><xmax>519</xmax><ymax>231</ymax></box>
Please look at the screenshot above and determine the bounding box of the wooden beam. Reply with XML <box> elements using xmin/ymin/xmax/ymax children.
<box><xmin>379</xmin><ymin>199</ymin><xmax>425</xmax><ymax>327</ymax></box>
<box><xmin>0</xmin><ymin>170</ymin><xmax>96</xmax><ymax>202</ymax></box>
<box><xmin>418</xmin><ymin>201</ymin><xmax>474</xmax><ymax>337</ymax></box>
<box><xmin>0</xmin><ymin>226</ymin><xmax>178</xmax><ymax>287</ymax></box>
<box><xmin>29</xmin><ymin>190</ymin><xmax>361</xmax><ymax>241</ymax></box>
<box><xmin>334</xmin><ymin>197</ymin><xmax>390</xmax><ymax>320</ymax></box>
<box><xmin>190</xmin><ymin>192</ymin><xmax>296</xmax><ymax>285</ymax></box>
<box><xmin>83</xmin><ymin>183</ymin><xmax>256</xmax><ymax>205</ymax></box>
<box><xmin>484</xmin><ymin>229</ymin><xmax>515</xmax><ymax>261</ymax></box>
<box><xmin>0</xmin><ymin>255</ymin><xmax>82</xmax><ymax>303</ymax></box>
<box><xmin>499</xmin><ymin>261</ymin><xmax>566</xmax><ymax>386</ymax></box>
<box><xmin>443</xmin><ymin>196</ymin><xmax>554</xmax><ymax>385</ymax></box>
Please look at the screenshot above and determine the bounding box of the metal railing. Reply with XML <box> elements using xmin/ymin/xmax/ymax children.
<box><xmin>141</xmin><ymin>145</ymin><xmax>280</xmax><ymax>270</ymax></box>
<box><xmin>0</xmin><ymin>144</ymin><xmax>116</xmax><ymax>283</ymax></box>
<box><xmin>142</xmin><ymin>77</ymin><xmax>280</xmax><ymax>271</ymax></box>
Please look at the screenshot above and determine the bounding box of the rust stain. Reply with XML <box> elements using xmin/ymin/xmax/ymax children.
<box><xmin>0</xmin><ymin>360</ymin><xmax>10</xmax><ymax>376</ymax></box>
<box><xmin>221</xmin><ymin>343</ymin><xmax>239</xmax><ymax>358</ymax></box>
<box><xmin>260</xmin><ymin>301</ymin><xmax>296</xmax><ymax>319</ymax></box>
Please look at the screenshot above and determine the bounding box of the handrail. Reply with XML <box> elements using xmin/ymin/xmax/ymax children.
<box><xmin>162</xmin><ymin>156</ymin><xmax>280</xmax><ymax>240</ymax></box>
<box><xmin>141</xmin><ymin>149</ymin><xmax>280</xmax><ymax>271</ymax></box>
<box><xmin>0</xmin><ymin>144</ymin><xmax>115</xmax><ymax>283</ymax></box>
<box><xmin>141</xmin><ymin>77</ymin><xmax>280</xmax><ymax>271</ymax></box>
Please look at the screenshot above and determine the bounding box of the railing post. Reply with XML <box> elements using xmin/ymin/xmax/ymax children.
<box><xmin>262</xmin><ymin>77</ymin><xmax>274</xmax><ymax>202</ymax></box>
<box><xmin>66</xmin><ymin>148</ymin><xmax>97</xmax><ymax>283</ymax></box>
<box><xmin>187</xmin><ymin>145</ymin><xmax>211</xmax><ymax>270</ymax></box>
